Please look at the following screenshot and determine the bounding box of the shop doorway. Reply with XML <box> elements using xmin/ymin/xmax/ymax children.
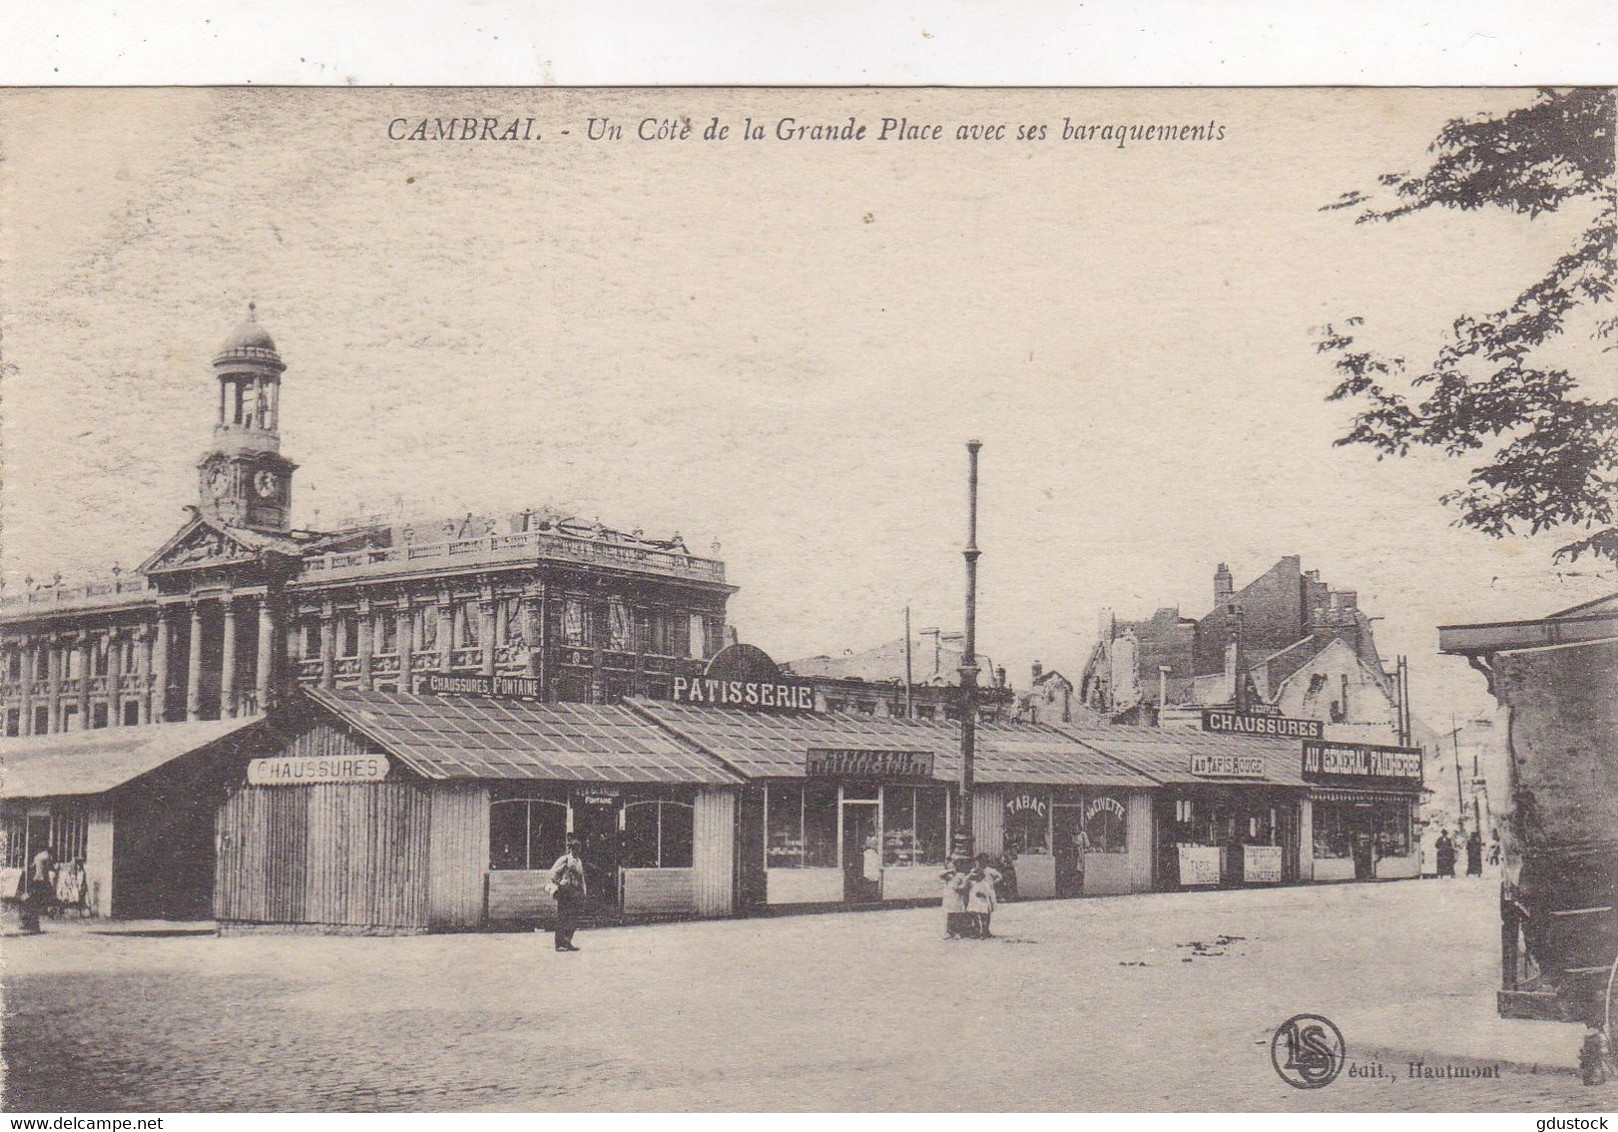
<box><xmin>571</xmin><ymin>792</ymin><xmax>621</xmax><ymax>910</ymax></box>
<box><xmin>1351</xmin><ymin>807</ymin><xmax>1375</xmax><ymax>880</ymax></box>
<box><xmin>841</xmin><ymin>800</ymin><xmax>881</xmax><ymax>903</ymax></box>
<box><xmin>1053</xmin><ymin>804</ymin><xmax>1085</xmax><ymax>897</ymax></box>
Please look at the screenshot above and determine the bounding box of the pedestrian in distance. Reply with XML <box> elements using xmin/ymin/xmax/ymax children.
<box><xmin>1435</xmin><ymin>829</ymin><xmax>1456</xmax><ymax>878</ymax></box>
<box><xmin>1488</xmin><ymin>831</ymin><xmax>1501</xmax><ymax>868</ymax></box>
<box><xmin>969</xmin><ymin>853</ymin><xmax>1003</xmax><ymax>939</ymax></box>
<box><xmin>940</xmin><ymin>856</ymin><xmax>972</xmax><ymax>939</ymax></box>
<box><xmin>548</xmin><ymin>835</ymin><xmax>587</xmax><ymax>952</ymax></box>
<box><xmin>1466</xmin><ymin>829</ymin><xmax>1484</xmax><ymax>877</ymax></box>
<box><xmin>24</xmin><ymin>844</ymin><xmax>56</xmax><ymax>932</ymax></box>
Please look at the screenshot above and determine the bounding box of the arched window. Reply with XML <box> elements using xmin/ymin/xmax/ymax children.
<box><xmin>489</xmin><ymin>797</ymin><xmax>569</xmax><ymax>871</ymax></box>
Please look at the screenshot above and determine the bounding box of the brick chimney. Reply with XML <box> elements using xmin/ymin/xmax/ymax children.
<box><xmin>1031</xmin><ymin>661</ymin><xmax>1043</xmax><ymax>683</ymax></box>
<box><xmin>1215</xmin><ymin>562</ymin><xmax>1234</xmax><ymax>605</ymax></box>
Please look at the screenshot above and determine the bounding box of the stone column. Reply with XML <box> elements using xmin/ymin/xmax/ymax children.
<box><xmin>319</xmin><ymin>602</ymin><xmax>336</xmax><ymax>690</ymax></box>
<box><xmin>151</xmin><ymin>613</ymin><xmax>170</xmax><ymax>724</ymax></box>
<box><xmin>357</xmin><ymin>596</ymin><xmax>374</xmax><ymax>691</ymax></box>
<box><xmin>396</xmin><ymin>596</ymin><xmax>414</xmax><ymax>694</ymax></box>
<box><xmin>134</xmin><ymin>624</ymin><xmax>151</xmax><ymax>724</ymax></box>
<box><xmin>255</xmin><ymin>596</ymin><xmax>275</xmax><ymax>714</ymax></box>
<box><xmin>437</xmin><ymin>594</ymin><xmax>454</xmax><ymax>672</ymax></box>
<box><xmin>46</xmin><ymin>636</ymin><xmax>62</xmax><ymax>732</ymax></box>
<box><xmin>19</xmin><ymin>636</ymin><xmax>35</xmax><ymax>736</ymax></box>
<box><xmin>106</xmin><ymin>628</ymin><xmax>124</xmax><ymax>727</ymax></box>
<box><xmin>523</xmin><ymin>581</ymin><xmax>546</xmax><ymax>686</ymax></box>
<box><xmin>220</xmin><ymin>595</ymin><xmax>238</xmax><ymax>718</ymax></box>
<box><xmin>186</xmin><ymin>601</ymin><xmax>205</xmax><ymax>721</ymax></box>
<box><xmin>589</xmin><ymin>602</ymin><xmax>606</xmax><ymax>704</ymax></box>
<box><xmin>77</xmin><ymin>632</ymin><xmax>93</xmax><ymax>727</ymax></box>
<box><xmin>480</xmin><ymin>589</ymin><xmax>498</xmax><ymax>677</ymax></box>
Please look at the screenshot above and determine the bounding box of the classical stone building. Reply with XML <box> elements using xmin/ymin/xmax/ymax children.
<box><xmin>0</xmin><ymin>307</ymin><xmax>736</xmax><ymax>737</ymax></box>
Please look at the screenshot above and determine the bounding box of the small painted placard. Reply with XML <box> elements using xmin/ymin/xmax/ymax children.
<box><xmin>1177</xmin><ymin>844</ymin><xmax>1222</xmax><ymax>886</ymax></box>
<box><xmin>1244</xmin><ymin>844</ymin><xmax>1285</xmax><ymax>883</ymax></box>
<box><xmin>247</xmin><ymin>754</ymin><xmax>389</xmax><ymax>786</ymax></box>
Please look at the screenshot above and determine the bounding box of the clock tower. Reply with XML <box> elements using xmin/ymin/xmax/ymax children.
<box><xmin>197</xmin><ymin>303</ymin><xmax>297</xmax><ymax>532</ymax></box>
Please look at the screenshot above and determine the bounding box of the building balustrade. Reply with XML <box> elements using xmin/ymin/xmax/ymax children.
<box><xmin>297</xmin><ymin>658</ymin><xmax>324</xmax><ymax>679</ymax></box>
<box><xmin>450</xmin><ymin>648</ymin><xmax>481</xmax><ymax>668</ymax></box>
<box><xmin>333</xmin><ymin>657</ymin><xmax>362</xmax><ymax>677</ymax></box>
<box><xmin>297</xmin><ymin>527</ymin><xmax>727</xmax><ymax>586</ymax></box>
<box><xmin>0</xmin><ymin>576</ymin><xmax>152</xmax><ymax>613</ymax></box>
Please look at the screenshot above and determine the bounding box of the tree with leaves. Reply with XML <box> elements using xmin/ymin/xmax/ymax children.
<box><xmin>1318</xmin><ymin>87</ymin><xmax>1616</xmax><ymax>563</ymax></box>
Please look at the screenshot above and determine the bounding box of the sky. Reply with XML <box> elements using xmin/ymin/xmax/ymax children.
<box><xmin>1</xmin><ymin>87</ymin><xmax>1612</xmax><ymax>731</ymax></box>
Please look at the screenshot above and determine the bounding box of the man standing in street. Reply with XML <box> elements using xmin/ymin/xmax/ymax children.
<box><xmin>549</xmin><ymin>836</ymin><xmax>587</xmax><ymax>952</ymax></box>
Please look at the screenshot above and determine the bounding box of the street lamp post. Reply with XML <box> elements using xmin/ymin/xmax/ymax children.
<box><xmin>955</xmin><ymin>440</ymin><xmax>982</xmax><ymax>859</ymax></box>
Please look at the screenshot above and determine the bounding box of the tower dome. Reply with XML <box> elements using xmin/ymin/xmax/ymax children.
<box><xmin>213</xmin><ymin>302</ymin><xmax>283</xmax><ymax>369</ymax></box>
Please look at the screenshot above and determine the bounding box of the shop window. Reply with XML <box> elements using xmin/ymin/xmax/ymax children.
<box><xmin>301</xmin><ymin>620</ymin><xmax>321</xmax><ymax>658</ymax></box>
<box><xmin>122</xmin><ymin>701</ymin><xmax>140</xmax><ymax>726</ymax></box>
<box><xmin>1175</xmin><ymin>798</ymin><xmax>1194</xmax><ymax>824</ymax></box>
<box><xmin>489</xmin><ymin>796</ymin><xmax>569</xmax><ymax>871</ymax></box>
<box><xmin>1004</xmin><ymin>791</ymin><xmax>1051</xmax><ymax>856</ymax></box>
<box><xmin>883</xmin><ymin>786</ymin><xmax>949</xmax><ymax>867</ymax></box>
<box><xmin>4</xmin><ymin>708</ymin><xmax>19</xmax><ymax>737</ymax></box>
<box><xmin>51</xmin><ymin>805</ymin><xmax>89</xmax><ymax>865</ymax></box>
<box><xmin>607</xmin><ymin>598</ymin><xmax>634</xmax><ymax>652</ymax></box>
<box><xmin>91</xmin><ymin>704</ymin><xmax>108</xmax><ymax>729</ymax></box>
<box><xmin>1</xmin><ymin>815</ymin><xmax>25</xmax><ymax>869</ymax></box>
<box><xmin>33</xmin><ymin>706</ymin><xmax>49</xmax><ymax>735</ymax></box>
<box><xmin>765</xmin><ymin>783</ymin><xmax>839</xmax><ymax>868</ymax></box>
<box><xmin>1312</xmin><ymin>803</ymin><xmax>1352</xmax><ymax>858</ymax></box>
<box><xmin>1085</xmin><ymin>795</ymin><xmax>1129</xmax><ymax>854</ymax></box>
<box><xmin>1376</xmin><ymin>801</ymin><xmax>1411</xmax><ymax>857</ymax></box>
<box><xmin>623</xmin><ymin>794</ymin><xmax>695</xmax><ymax>868</ymax></box>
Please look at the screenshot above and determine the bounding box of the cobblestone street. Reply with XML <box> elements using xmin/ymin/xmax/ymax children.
<box><xmin>2</xmin><ymin>877</ymin><xmax>1610</xmax><ymax>1112</ymax></box>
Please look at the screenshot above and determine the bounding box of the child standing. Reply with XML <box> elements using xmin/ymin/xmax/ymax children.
<box><xmin>968</xmin><ymin>853</ymin><xmax>1003</xmax><ymax>939</ymax></box>
<box><xmin>940</xmin><ymin>856</ymin><xmax>972</xmax><ymax>939</ymax></box>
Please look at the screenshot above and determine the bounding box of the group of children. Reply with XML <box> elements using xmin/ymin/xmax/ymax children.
<box><xmin>940</xmin><ymin>853</ymin><xmax>1002</xmax><ymax>939</ymax></box>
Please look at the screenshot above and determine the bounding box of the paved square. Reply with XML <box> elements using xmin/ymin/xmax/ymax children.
<box><xmin>2</xmin><ymin>878</ymin><xmax>1608</xmax><ymax>1111</ymax></box>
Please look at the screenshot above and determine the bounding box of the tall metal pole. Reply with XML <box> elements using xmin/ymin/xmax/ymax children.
<box><xmin>1450</xmin><ymin>714</ymin><xmax>1466</xmax><ymax>834</ymax></box>
<box><xmin>956</xmin><ymin>440</ymin><xmax>982</xmax><ymax>857</ymax></box>
<box><xmin>903</xmin><ymin>605</ymin><xmax>915</xmax><ymax>720</ymax></box>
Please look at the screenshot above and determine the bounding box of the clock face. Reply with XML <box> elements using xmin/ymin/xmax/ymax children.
<box><xmin>253</xmin><ymin>469</ymin><xmax>279</xmax><ymax>499</ymax></box>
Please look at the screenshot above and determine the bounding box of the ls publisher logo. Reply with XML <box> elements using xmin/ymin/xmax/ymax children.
<box><xmin>1271</xmin><ymin>1014</ymin><xmax>1346</xmax><ymax>1089</ymax></box>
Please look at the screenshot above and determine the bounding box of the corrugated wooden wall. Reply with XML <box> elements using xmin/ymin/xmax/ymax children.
<box><xmin>215</xmin><ymin>782</ymin><xmax>432</xmax><ymax>929</ymax></box>
<box><xmin>85</xmin><ymin>804</ymin><xmax>114</xmax><ymax>917</ymax></box>
<box><xmin>693</xmin><ymin>788</ymin><xmax>735</xmax><ymax>917</ymax></box>
<box><xmin>428</xmin><ymin>781</ymin><xmax>489</xmax><ymax>929</ymax></box>
<box><xmin>1125</xmin><ymin>790</ymin><xmax>1155</xmax><ymax>892</ymax></box>
<box><xmin>973</xmin><ymin>785</ymin><xmax>1004</xmax><ymax>856</ymax></box>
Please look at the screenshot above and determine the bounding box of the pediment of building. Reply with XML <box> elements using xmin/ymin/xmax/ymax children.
<box><xmin>139</xmin><ymin>515</ymin><xmax>264</xmax><ymax>575</ymax></box>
